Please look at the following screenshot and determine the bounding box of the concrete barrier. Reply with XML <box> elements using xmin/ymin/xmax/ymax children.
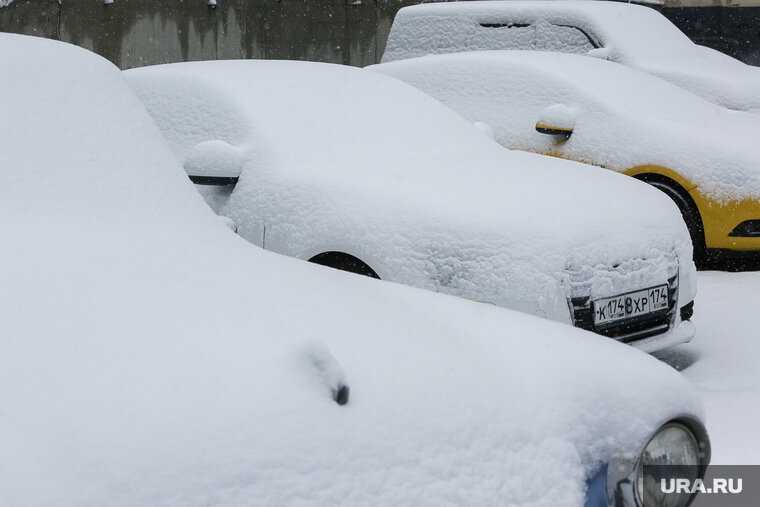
<box><xmin>0</xmin><ymin>0</ymin><xmax>412</xmax><ymax>69</ymax></box>
<box><xmin>3</xmin><ymin>0</ymin><xmax>757</xmax><ymax>68</ymax></box>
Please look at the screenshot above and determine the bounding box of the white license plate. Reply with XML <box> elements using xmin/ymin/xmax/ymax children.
<box><xmin>593</xmin><ymin>284</ymin><xmax>669</xmax><ymax>325</ymax></box>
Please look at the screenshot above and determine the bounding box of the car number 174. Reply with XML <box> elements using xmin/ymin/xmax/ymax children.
<box><xmin>593</xmin><ymin>285</ymin><xmax>669</xmax><ymax>325</ymax></box>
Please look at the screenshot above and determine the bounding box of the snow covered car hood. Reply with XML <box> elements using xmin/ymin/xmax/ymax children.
<box><xmin>382</xmin><ymin>0</ymin><xmax>760</xmax><ymax>113</ymax></box>
<box><xmin>372</xmin><ymin>50</ymin><xmax>760</xmax><ymax>204</ymax></box>
<box><xmin>126</xmin><ymin>60</ymin><xmax>694</xmax><ymax>309</ymax></box>
<box><xmin>2</xmin><ymin>33</ymin><xmax>706</xmax><ymax>506</ymax></box>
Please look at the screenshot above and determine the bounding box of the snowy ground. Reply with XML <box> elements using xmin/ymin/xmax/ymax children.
<box><xmin>655</xmin><ymin>271</ymin><xmax>760</xmax><ymax>465</ymax></box>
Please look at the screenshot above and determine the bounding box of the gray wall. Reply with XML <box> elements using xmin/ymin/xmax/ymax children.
<box><xmin>0</xmin><ymin>0</ymin><xmax>415</xmax><ymax>69</ymax></box>
<box><xmin>5</xmin><ymin>0</ymin><xmax>756</xmax><ymax>69</ymax></box>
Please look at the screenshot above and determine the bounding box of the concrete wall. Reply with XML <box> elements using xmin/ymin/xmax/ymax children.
<box><xmin>0</xmin><ymin>0</ymin><xmax>414</xmax><ymax>69</ymax></box>
<box><xmin>2</xmin><ymin>0</ymin><xmax>758</xmax><ymax>69</ymax></box>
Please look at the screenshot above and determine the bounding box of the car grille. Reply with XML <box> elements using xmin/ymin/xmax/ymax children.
<box><xmin>566</xmin><ymin>256</ymin><xmax>679</xmax><ymax>344</ymax></box>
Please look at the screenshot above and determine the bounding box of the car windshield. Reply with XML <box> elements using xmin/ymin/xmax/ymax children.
<box><xmin>127</xmin><ymin>60</ymin><xmax>500</xmax><ymax>168</ymax></box>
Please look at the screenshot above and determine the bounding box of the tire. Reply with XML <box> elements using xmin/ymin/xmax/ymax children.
<box><xmin>634</xmin><ymin>174</ymin><xmax>708</xmax><ymax>268</ymax></box>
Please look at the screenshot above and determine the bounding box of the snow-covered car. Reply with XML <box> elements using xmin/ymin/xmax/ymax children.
<box><xmin>2</xmin><ymin>33</ymin><xmax>711</xmax><ymax>507</ymax></box>
<box><xmin>381</xmin><ymin>0</ymin><xmax>760</xmax><ymax>113</ymax></box>
<box><xmin>372</xmin><ymin>50</ymin><xmax>760</xmax><ymax>270</ymax></box>
<box><xmin>125</xmin><ymin>59</ymin><xmax>697</xmax><ymax>353</ymax></box>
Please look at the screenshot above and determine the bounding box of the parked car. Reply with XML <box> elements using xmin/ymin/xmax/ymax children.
<box><xmin>381</xmin><ymin>0</ymin><xmax>760</xmax><ymax>113</ymax></box>
<box><xmin>372</xmin><ymin>49</ymin><xmax>760</xmax><ymax>270</ymax></box>
<box><xmin>126</xmin><ymin>59</ymin><xmax>697</xmax><ymax>352</ymax></box>
<box><xmin>2</xmin><ymin>33</ymin><xmax>711</xmax><ymax>507</ymax></box>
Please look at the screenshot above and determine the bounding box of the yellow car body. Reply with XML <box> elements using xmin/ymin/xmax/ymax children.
<box><xmin>623</xmin><ymin>166</ymin><xmax>760</xmax><ymax>253</ymax></box>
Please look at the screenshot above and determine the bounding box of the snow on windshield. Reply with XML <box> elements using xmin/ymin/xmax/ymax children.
<box><xmin>126</xmin><ymin>59</ymin><xmax>498</xmax><ymax>168</ymax></box>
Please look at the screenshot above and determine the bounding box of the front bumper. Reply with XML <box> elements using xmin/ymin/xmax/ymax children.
<box><xmin>695</xmin><ymin>192</ymin><xmax>760</xmax><ymax>253</ymax></box>
<box><xmin>629</xmin><ymin>318</ymin><xmax>694</xmax><ymax>354</ymax></box>
<box><xmin>585</xmin><ymin>464</ymin><xmax>610</xmax><ymax>507</ymax></box>
<box><xmin>703</xmin><ymin>247</ymin><xmax>760</xmax><ymax>271</ymax></box>
<box><xmin>566</xmin><ymin>254</ymin><xmax>697</xmax><ymax>353</ymax></box>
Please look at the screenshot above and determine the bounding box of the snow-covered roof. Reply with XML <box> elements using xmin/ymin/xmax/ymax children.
<box><xmin>382</xmin><ymin>0</ymin><xmax>760</xmax><ymax>112</ymax></box>
<box><xmin>382</xmin><ymin>1</ymin><xmax>695</xmax><ymax>64</ymax></box>
<box><xmin>454</xmin><ymin>49</ymin><xmax>711</xmax><ymax>118</ymax></box>
<box><xmin>2</xmin><ymin>34</ymin><xmax>705</xmax><ymax>505</ymax></box>
<box><xmin>372</xmin><ymin>50</ymin><xmax>760</xmax><ymax>202</ymax></box>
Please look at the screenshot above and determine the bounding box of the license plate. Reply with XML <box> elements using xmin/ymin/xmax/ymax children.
<box><xmin>593</xmin><ymin>284</ymin><xmax>669</xmax><ymax>325</ymax></box>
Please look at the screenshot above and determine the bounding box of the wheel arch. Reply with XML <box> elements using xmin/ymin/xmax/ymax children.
<box><xmin>308</xmin><ymin>251</ymin><xmax>381</xmax><ymax>279</ymax></box>
<box><xmin>629</xmin><ymin>170</ymin><xmax>707</xmax><ymax>260</ymax></box>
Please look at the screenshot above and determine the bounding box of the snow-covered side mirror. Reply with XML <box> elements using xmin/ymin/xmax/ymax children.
<box><xmin>535</xmin><ymin>104</ymin><xmax>576</xmax><ymax>139</ymax></box>
<box><xmin>586</xmin><ymin>47</ymin><xmax>612</xmax><ymax>61</ymax></box>
<box><xmin>183</xmin><ymin>140</ymin><xmax>246</xmax><ymax>186</ymax></box>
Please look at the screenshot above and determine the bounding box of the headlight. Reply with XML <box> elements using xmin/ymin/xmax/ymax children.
<box><xmin>636</xmin><ymin>423</ymin><xmax>701</xmax><ymax>507</ymax></box>
<box><xmin>606</xmin><ymin>417</ymin><xmax>710</xmax><ymax>507</ymax></box>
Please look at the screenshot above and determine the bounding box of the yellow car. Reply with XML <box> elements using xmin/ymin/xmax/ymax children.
<box><xmin>372</xmin><ymin>50</ymin><xmax>760</xmax><ymax>269</ymax></box>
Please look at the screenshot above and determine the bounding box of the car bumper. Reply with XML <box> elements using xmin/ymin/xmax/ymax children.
<box><xmin>584</xmin><ymin>464</ymin><xmax>609</xmax><ymax>507</ymax></box>
<box><xmin>703</xmin><ymin>247</ymin><xmax>760</xmax><ymax>271</ymax></box>
<box><xmin>629</xmin><ymin>317</ymin><xmax>694</xmax><ymax>354</ymax></box>
<box><xmin>695</xmin><ymin>193</ymin><xmax>760</xmax><ymax>252</ymax></box>
<box><xmin>562</xmin><ymin>255</ymin><xmax>697</xmax><ymax>352</ymax></box>
<box><xmin>627</xmin><ymin>258</ymin><xmax>697</xmax><ymax>353</ymax></box>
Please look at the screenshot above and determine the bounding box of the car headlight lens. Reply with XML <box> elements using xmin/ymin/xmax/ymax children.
<box><xmin>636</xmin><ymin>423</ymin><xmax>701</xmax><ymax>507</ymax></box>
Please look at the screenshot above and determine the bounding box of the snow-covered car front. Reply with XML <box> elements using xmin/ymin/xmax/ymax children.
<box><xmin>371</xmin><ymin>50</ymin><xmax>760</xmax><ymax>270</ymax></box>
<box><xmin>381</xmin><ymin>0</ymin><xmax>760</xmax><ymax>113</ymax></box>
<box><xmin>2</xmin><ymin>33</ymin><xmax>712</xmax><ymax>507</ymax></box>
<box><xmin>125</xmin><ymin>59</ymin><xmax>697</xmax><ymax>353</ymax></box>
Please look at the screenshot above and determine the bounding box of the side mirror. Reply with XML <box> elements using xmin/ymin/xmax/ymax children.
<box><xmin>586</xmin><ymin>47</ymin><xmax>612</xmax><ymax>61</ymax></box>
<box><xmin>535</xmin><ymin>104</ymin><xmax>576</xmax><ymax>139</ymax></box>
<box><xmin>183</xmin><ymin>140</ymin><xmax>246</xmax><ymax>186</ymax></box>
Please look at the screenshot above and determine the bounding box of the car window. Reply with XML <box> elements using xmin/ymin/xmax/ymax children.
<box><xmin>535</xmin><ymin>22</ymin><xmax>599</xmax><ymax>53</ymax></box>
<box><xmin>465</xmin><ymin>20</ymin><xmax>597</xmax><ymax>54</ymax></box>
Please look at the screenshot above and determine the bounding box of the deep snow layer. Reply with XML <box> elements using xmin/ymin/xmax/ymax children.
<box><xmin>372</xmin><ymin>50</ymin><xmax>760</xmax><ymax>203</ymax></box>
<box><xmin>382</xmin><ymin>1</ymin><xmax>695</xmax><ymax>65</ymax></box>
<box><xmin>1</xmin><ymin>33</ymin><xmax>705</xmax><ymax>505</ymax></box>
<box><xmin>656</xmin><ymin>271</ymin><xmax>760</xmax><ymax>465</ymax></box>
<box><xmin>382</xmin><ymin>0</ymin><xmax>760</xmax><ymax>113</ymax></box>
<box><xmin>126</xmin><ymin>60</ymin><xmax>695</xmax><ymax>317</ymax></box>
